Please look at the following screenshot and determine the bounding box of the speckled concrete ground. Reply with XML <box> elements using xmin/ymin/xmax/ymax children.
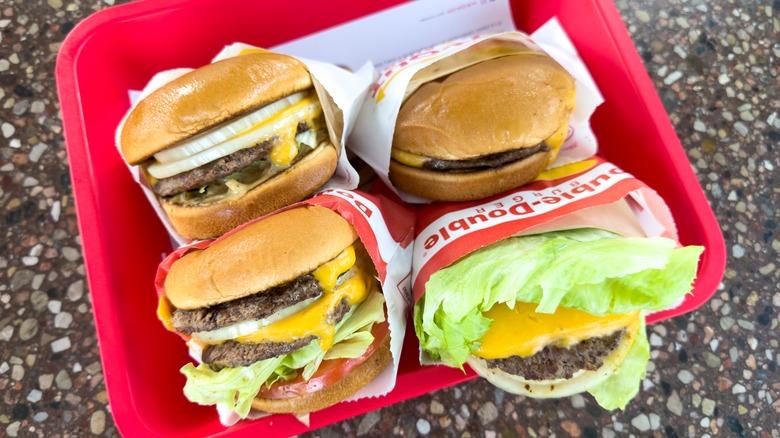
<box><xmin>1</xmin><ymin>0</ymin><xmax>777</xmax><ymax>437</ymax></box>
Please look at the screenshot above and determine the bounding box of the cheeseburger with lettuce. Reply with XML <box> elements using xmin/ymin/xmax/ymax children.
<box><xmin>157</xmin><ymin>206</ymin><xmax>391</xmax><ymax>417</ymax></box>
<box><xmin>414</xmin><ymin>228</ymin><xmax>703</xmax><ymax>409</ymax></box>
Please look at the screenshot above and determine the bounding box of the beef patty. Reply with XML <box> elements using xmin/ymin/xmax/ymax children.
<box><xmin>485</xmin><ymin>330</ymin><xmax>626</xmax><ymax>381</ymax></box>
<box><xmin>421</xmin><ymin>144</ymin><xmax>550</xmax><ymax>172</ymax></box>
<box><xmin>171</xmin><ymin>274</ymin><xmax>323</xmax><ymax>335</ymax></box>
<box><xmin>152</xmin><ymin>121</ymin><xmax>312</xmax><ymax>197</ymax></box>
<box><xmin>202</xmin><ymin>298</ymin><xmax>352</xmax><ymax>369</ymax></box>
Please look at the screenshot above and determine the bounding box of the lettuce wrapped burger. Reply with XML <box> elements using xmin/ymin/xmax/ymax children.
<box><xmin>414</xmin><ymin>228</ymin><xmax>703</xmax><ymax>410</ymax></box>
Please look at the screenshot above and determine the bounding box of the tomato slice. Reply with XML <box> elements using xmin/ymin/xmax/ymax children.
<box><xmin>256</xmin><ymin>321</ymin><xmax>390</xmax><ymax>399</ymax></box>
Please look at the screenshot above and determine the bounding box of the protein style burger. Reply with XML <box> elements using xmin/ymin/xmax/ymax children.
<box><xmin>156</xmin><ymin>205</ymin><xmax>391</xmax><ymax>417</ymax></box>
<box><xmin>120</xmin><ymin>52</ymin><xmax>338</xmax><ymax>239</ymax></box>
<box><xmin>414</xmin><ymin>228</ymin><xmax>703</xmax><ymax>409</ymax></box>
<box><xmin>389</xmin><ymin>51</ymin><xmax>576</xmax><ymax>201</ymax></box>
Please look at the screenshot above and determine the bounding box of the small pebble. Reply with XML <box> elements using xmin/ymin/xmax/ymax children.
<box><xmin>667</xmin><ymin>391</ymin><xmax>683</xmax><ymax>415</ymax></box>
<box><xmin>678</xmin><ymin>369</ymin><xmax>695</xmax><ymax>384</ymax></box>
<box><xmin>733</xmin><ymin>384</ymin><xmax>747</xmax><ymax>394</ymax></box>
<box><xmin>416</xmin><ymin>419</ymin><xmax>431</xmax><ymax>435</ymax></box>
<box><xmin>55</xmin><ymin>369</ymin><xmax>72</xmax><ymax>390</ymax></box>
<box><xmin>1</xmin><ymin>122</ymin><xmax>14</xmax><ymax>138</ymax></box>
<box><xmin>702</xmin><ymin>398</ymin><xmax>716</xmax><ymax>416</ymax></box>
<box><xmin>54</xmin><ymin>312</ymin><xmax>73</xmax><ymax>329</ymax></box>
<box><xmin>430</xmin><ymin>400</ymin><xmax>444</xmax><ymax>415</ymax></box>
<box><xmin>631</xmin><ymin>414</ymin><xmax>651</xmax><ymax>432</ymax></box>
<box><xmin>39</xmin><ymin>374</ymin><xmax>54</xmax><ymax>390</ymax></box>
<box><xmin>67</xmin><ymin>280</ymin><xmax>84</xmax><ymax>301</ymax></box>
<box><xmin>477</xmin><ymin>401</ymin><xmax>498</xmax><ymax>425</ymax></box>
<box><xmin>27</xmin><ymin>389</ymin><xmax>42</xmax><ymax>403</ymax></box>
<box><xmin>18</xmin><ymin>318</ymin><xmax>38</xmax><ymax>341</ymax></box>
<box><xmin>664</xmin><ymin>71</ymin><xmax>683</xmax><ymax>85</ymax></box>
<box><xmin>356</xmin><ymin>410</ymin><xmax>380</xmax><ymax>436</ymax></box>
<box><xmin>33</xmin><ymin>412</ymin><xmax>48</xmax><ymax>422</ymax></box>
<box><xmin>90</xmin><ymin>410</ymin><xmax>106</xmax><ymax>435</ymax></box>
<box><xmin>50</xmin><ymin>336</ymin><xmax>71</xmax><ymax>353</ymax></box>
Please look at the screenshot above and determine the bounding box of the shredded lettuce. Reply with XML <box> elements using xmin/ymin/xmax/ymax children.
<box><xmin>181</xmin><ymin>290</ymin><xmax>386</xmax><ymax>418</ymax></box>
<box><xmin>414</xmin><ymin>228</ymin><xmax>702</xmax><ymax>409</ymax></box>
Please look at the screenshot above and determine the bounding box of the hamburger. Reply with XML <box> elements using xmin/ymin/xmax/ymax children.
<box><xmin>120</xmin><ymin>52</ymin><xmax>338</xmax><ymax>239</ymax></box>
<box><xmin>389</xmin><ymin>52</ymin><xmax>576</xmax><ymax>201</ymax></box>
<box><xmin>414</xmin><ymin>228</ymin><xmax>703</xmax><ymax>409</ymax></box>
<box><xmin>156</xmin><ymin>205</ymin><xmax>391</xmax><ymax>417</ymax></box>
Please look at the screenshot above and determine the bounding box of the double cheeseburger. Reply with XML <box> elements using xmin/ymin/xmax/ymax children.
<box><xmin>390</xmin><ymin>52</ymin><xmax>576</xmax><ymax>201</ymax></box>
<box><xmin>414</xmin><ymin>228</ymin><xmax>703</xmax><ymax>409</ymax></box>
<box><xmin>157</xmin><ymin>206</ymin><xmax>391</xmax><ymax>417</ymax></box>
<box><xmin>120</xmin><ymin>52</ymin><xmax>338</xmax><ymax>239</ymax></box>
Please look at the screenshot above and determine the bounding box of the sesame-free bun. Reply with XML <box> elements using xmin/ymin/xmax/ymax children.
<box><xmin>161</xmin><ymin>142</ymin><xmax>338</xmax><ymax>240</ymax></box>
<box><xmin>393</xmin><ymin>54</ymin><xmax>575</xmax><ymax>159</ymax></box>
<box><xmin>251</xmin><ymin>335</ymin><xmax>392</xmax><ymax>414</ymax></box>
<box><xmin>120</xmin><ymin>52</ymin><xmax>313</xmax><ymax>164</ymax></box>
<box><xmin>390</xmin><ymin>53</ymin><xmax>575</xmax><ymax>201</ymax></box>
<box><xmin>164</xmin><ymin>205</ymin><xmax>358</xmax><ymax>310</ymax></box>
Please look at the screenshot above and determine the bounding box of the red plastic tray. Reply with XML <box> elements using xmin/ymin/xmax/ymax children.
<box><xmin>56</xmin><ymin>0</ymin><xmax>725</xmax><ymax>436</ymax></box>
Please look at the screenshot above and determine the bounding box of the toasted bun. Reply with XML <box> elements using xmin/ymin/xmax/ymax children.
<box><xmin>393</xmin><ymin>54</ymin><xmax>575</xmax><ymax>160</ymax></box>
<box><xmin>164</xmin><ymin>204</ymin><xmax>358</xmax><ymax>310</ymax></box>
<box><xmin>121</xmin><ymin>52</ymin><xmax>313</xmax><ymax>164</ymax></box>
<box><xmin>465</xmin><ymin>325</ymin><xmax>639</xmax><ymax>399</ymax></box>
<box><xmin>389</xmin><ymin>148</ymin><xmax>551</xmax><ymax>201</ymax></box>
<box><xmin>161</xmin><ymin>142</ymin><xmax>338</xmax><ymax>240</ymax></box>
<box><xmin>251</xmin><ymin>336</ymin><xmax>392</xmax><ymax>414</ymax></box>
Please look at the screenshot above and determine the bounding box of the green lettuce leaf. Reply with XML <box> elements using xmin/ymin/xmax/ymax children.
<box><xmin>181</xmin><ymin>290</ymin><xmax>386</xmax><ymax>418</ymax></box>
<box><xmin>414</xmin><ymin>228</ymin><xmax>703</xmax><ymax>370</ymax></box>
<box><xmin>588</xmin><ymin>322</ymin><xmax>650</xmax><ymax>410</ymax></box>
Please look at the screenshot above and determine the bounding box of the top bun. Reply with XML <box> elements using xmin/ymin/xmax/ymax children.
<box><xmin>393</xmin><ymin>54</ymin><xmax>575</xmax><ymax>160</ymax></box>
<box><xmin>164</xmin><ymin>205</ymin><xmax>359</xmax><ymax>310</ymax></box>
<box><xmin>120</xmin><ymin>52</ymin><xmax>313</xmax><ymax>164</ymax></box>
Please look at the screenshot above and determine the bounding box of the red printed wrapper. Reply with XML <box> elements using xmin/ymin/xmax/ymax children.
<box><xmin>412</xmin><ymin>157</ymin><xmax>686</xmax><ymax>318</ymax></box>
<box><xmin>155</xmin><ymin>189</ymin><xmax>415</xmax><ymax>424</ymax></box>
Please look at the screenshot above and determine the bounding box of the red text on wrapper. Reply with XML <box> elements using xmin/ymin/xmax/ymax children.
<box><xmin>411</xmin><ymin>160</ymin><xmax>648</xmax><ymax>301</ymax></box>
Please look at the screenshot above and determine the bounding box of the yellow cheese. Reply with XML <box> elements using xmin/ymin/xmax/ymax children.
<box><xmin>239</xmin><ymin>94</ymin><xmax>321</xmax><ymax>167</ymax></box>
<box><xmin>157</xmin><ymin>296</ymin><xmax>175</xmax><ymax>332</ymax></box>
<box><xmin>269</xmin><ymin>126</ymin><xmax>300</xmax><ymax>166</ymax></box>
<box><xmin>234</xmin><ymin>272</ymin><xmax>369</xmax><ymax>350</ymax></box>
<box><xmin>473</xmin><ymin>302</ymin><xmax>640</xmax><ymax>359</ymax></box>
<box><xmin>313</xmin><ymin>245</ymin><xmax>356</xmax><ymax>291</ymax></box>
<box><xmin>390</xmin><ymin>119</ymin><xmax>571</xmax><ymax>169</ymax></box>
<box><xmin>391</xmin><ymin>148</ymin><xmax>429</xmax><ymax>168</ymax></box>
<box><xmin>234</xmin><ymin>245</ymin><xmax>369</xmax><ymax>350</ymax></box>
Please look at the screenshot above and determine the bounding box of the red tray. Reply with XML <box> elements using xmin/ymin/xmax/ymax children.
<box><xmin>56</xmin><ymin>0</ymin><xmax>725</xmax><ymax>436</ymax></box>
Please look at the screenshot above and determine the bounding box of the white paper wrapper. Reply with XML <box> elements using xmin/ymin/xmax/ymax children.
<box><xmin>349</xmin><ymin>19</ymin><xmax>604</xmax><ymax>203</ymax></box>
<box><xmin>115</xmin><ymin>44</ymin><xmax>373</xmax><ymax>246</ymax></box>
<box><xmin>154</xmin><ymin>189</ymin><xmax>414</xmax><ymax>426</ymax></box>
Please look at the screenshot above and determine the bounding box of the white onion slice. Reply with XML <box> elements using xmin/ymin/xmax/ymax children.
<box><xmin>154</xmin><ymin>91</ymin><xmax>308</xmax><ymax>164</ymax></box>
<box><xmin>190</xmin><ymin>295</ymin><xmax>320</xmax><ymax>343</ymax></box>
<box><xmin>147</xmin><ymin>101</ymin><xmax>321</xmax><ymax>179</ymax></box>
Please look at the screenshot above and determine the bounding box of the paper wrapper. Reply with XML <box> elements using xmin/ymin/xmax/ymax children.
<box><xmin>349</xmin><ymin>19</ymin><xmax>604</xmax><ymax>203</ymax></box>
<box><xmin>410</xmin><ymin>157</ymin><xmax>687</xmax><ymax>363</ymax></box>
<box><xmin>154</xmin><ymin>189</ymin><xmax>415</xmax><ymax>426</ymax></box>
<box><xmin>115</xmin><ymin>43</ymin><xmax>374</xmax><ymax>246</ymax></box>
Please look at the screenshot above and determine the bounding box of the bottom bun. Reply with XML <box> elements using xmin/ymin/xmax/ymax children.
<box><xmin>465</xmin><ymin>327</ymin><xmax>638</xmax><ymax>399</ymax></box>
<box><xmin>388</xmin><ymin>150</ymin><xmax>552</xmax><ymax>201</ymax></box>
<box><xmin>161</xmin><ymin>142</ymin><xmax>338</xmax><ymax>240</ymax></box>
<box><xmin>251</xmin><ymin>336</ymin><xmax>392</xmax><ymax>414</ymax></box>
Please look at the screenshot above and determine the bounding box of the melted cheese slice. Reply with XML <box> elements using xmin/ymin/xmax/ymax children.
<box><xmin>234</xmin><ymin>245</ymin><xmax>369</xmax><ymax>350</ymax></box>
<box><xmin>390</xmin><ymin>121</ymin><xmax>570</xmax><ymax>169</ymax></box>
<box><xmin>473</xmin><ymin>302</ymin><xmax>640</xmax><ymax>360</ymax></box>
